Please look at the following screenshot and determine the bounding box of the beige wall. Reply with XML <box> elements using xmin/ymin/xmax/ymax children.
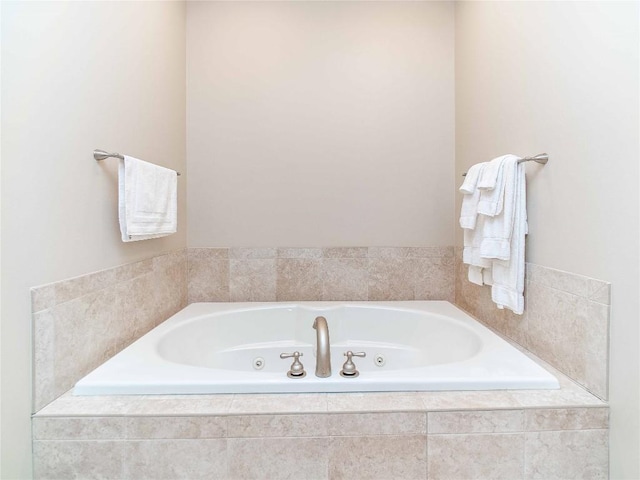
<box><xmin>0</xmin><ymin>2</ymin><xmax>186</xmax><ymax>477</ymax></box>
<box><xmin>455</xmin><ymin>2</ymin><xmax>639</xmax><ymax>477</ymax></box>
<box><xmin>187</xmin><ymin>1</ymin><xmax>455</xmax><ymax>248</ymax></box>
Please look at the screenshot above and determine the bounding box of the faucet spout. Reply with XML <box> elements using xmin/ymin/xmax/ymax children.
<box><xmin>312</xmin><ymin>316</ymin><xmax>331</xmax><ymax>378</ymax></box>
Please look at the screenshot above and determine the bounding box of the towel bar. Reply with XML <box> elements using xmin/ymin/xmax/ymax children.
<box><xmin>462</xmin><ymin>153</ymin><xmax>548</xmax><ymax>176</ymax></box>
<box><xmin>94</xmin><ymin>149</ymin><xmax>181</xmax><ymax>176</ymax></box>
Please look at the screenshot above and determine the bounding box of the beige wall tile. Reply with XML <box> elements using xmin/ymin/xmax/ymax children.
<box><xmin>33</xmin><ymin>417</ymin><xmax>126</xmax><ymax>440</ymax></box>
<box><xmin>525</xmin><ymin>408</ymin><xmax>609</xmax><ymax>431</ymax></box>
<box><xmin>230</xmin><ymin>247</ymin><xmax>277</xmax><ymax>259</ymax></box>
<box><xmin>124</xmin><ymin>439</ymin><xmax>227</xmax><ymax>479</ymax></box>
<box><xmin>368</xmin><ymin>247</ymin><xmax>414</xmax><ymax>258</ymax></box>
<box><xmin>524</xmin><ymin>430</ymin><xmax>608</xmax><ymax>479</ymax></box>
<box><xmin>414</xmin><ymin>257</ymin><xmax>455</xmax><ymax>301</ymax></box>
<box><xmin>124</xmin><ymin>394</ymin><xmax>235</xmax><ymax>416</ymax></box>
<box><xmin>52</xmin><ymin>289</ymin><xmax>122</xmax><ymax>401</ymax></box>
<box><xmin>187</xmin><ymin>252</ymin><xmax>230</xmax><ymax>302</ymax></box>
<box><xmin>584</xmin><ymin>301</ymin><xmax>610</xmax><ymax>399</ymax></box>
<box><xmin>456</xmin><ymin>254</ymin><xmax>610</xmax><ymax>400</ymax></box>
<box><xmin>229</xmin><ymin>259</ymin><xmax>277</xmax><ymax>301</ymax></box>
<box><xmin>526</xmin><ymin>282</ymin><xmax>608</xmax><ymax>399</ymax></box>
<box><xmin>230</xmin><ymin>393</ymin><xmax>328</xmax><ymax>414</ymax></box>
<box><xmin>115</xmin><ymin>274</ymin><xmax>159</xmax><ymax>350</ymax></box>
<box><xmin>589</xmin><ymin>284</ymin><xmax>611</xmax><ymax>305</ymax></box>
<box><xmin>277</xmin><ymin>247</ymin><xmax>322</xmax><ymax>258</ymax></box>
<box><xmin>32</xmin><ymin>250</ymin><xmax>188</xmax><ymax>411</ymax></box>
<box><xmin>428</xmin><ymin>410</ymin><xmax>524</xmax><ymax>434</ymax></box>
<box><xmin>327</xmin><ymin>392</ymin><xmax>424</xmax><ymax>412</ymax></box>
<box><xmin>322</xmin><ymin>258</ymin><xmax>368</xmax><ymax>301</ymax></box>
<box><xmin>327</xmin><ymin>412</ymin><xmax>426</xmax><ymax>436</ymax></box>
<box><xmin>32</xmin><ymin>310</ymin><xmax>55</xmax><ymax>412</ymax></box>
<box><xmin>276</xmin><ymin>258</ymin><xmax>323</xmax><ymax>300</ymax></box>
<box><xmin>407</xmin><ymin>246</ymin><xmax>454</xmax><ymax>258</ymax></box>
<box><xmin>152</xmin><ymin>250</ymin><xmax>188</xmax><ymax>322</ymax></box>
<box><xmin>428</xmin><ymin>433</ymin><xmax>524</xmax><ymax>480</ymax></box>
<box><xmin>227</xmin><ymin>414</ymin><xmax>328</xmax><ymax>437</ymax></box>
<box><xmin>188</xmin><ymin>247</ymin><xmax>229</xmax><ymax>260</ymax></box>
<box><xmin>35</xmin><ymin>392</ymin><xmax>139</xmax><ymax>417</ymax></box>
<box><xmin>114</xmin><ymin>258</ymin><xmax>154</xmax><ymax>283</ymax></box>
<box><xmin>368</xmin><ymin>258</ymin><xmax>416</xmax><ymax>300</ymax></box>
<box><xmin>53</xmin><ymin>268</ymin><xmax>117</xmax><ymax>307</ymax></box>
<box><xmin>228</xmin><ymin>437</ymin><xmax>329</xmax><ymax>480</ymax></box>
<box><xmin>526</xmin><ymin>263</ymin><xmax>609</xmax><ymax>300</ymax></box>
<box><xmin>30</xmin><ymin>284</ymin><xmax>57</xmax><ymax>314</ymax></box>
<box><xmin>125</xmin><ymin>416</ymin><xmax>227</xmax><ymax>439</ymax></box>
<box><xmin>419</xmin><ymin>391</ymin><xmax>520</xmax><ymax>411</ymax></box>
<box><xmin>510</xmin><ymin>387</ymin><xmax>606</xmax><ymax>408</ymax></box>
<box><xmin>322</xmin><ymin>247</ymin><xmax>368</xmax><ymax>258</ymax></box>
<box><xmin>34</xmin><ymin>440</ymin><xmax>124</xmax><ymax>480</ymax></box>
<box><xmin>329</xmin><ymin>435</ymin><xmax>427</xmax><ymax>480</ymax></box>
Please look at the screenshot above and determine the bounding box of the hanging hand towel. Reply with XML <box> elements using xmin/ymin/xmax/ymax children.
<box><xmin>490</xmin><ymin>161</ymin><xmax>527</xmax><ymax>314</ymax></box>
<box><xmin>118</xmin><ymin>155</ymin><xmax>177</xmax><ymax>242</ymax></box>
<box><xmin>463</xmin><ymin>214</ymin><xmax>493</xmax><ymax>285</ymax></box>
<box><xmin>477</xmin><ymin>155</ymin><xmax>508</xmax><ymax>190</ymax></box>
<box><xmin>477</xmin><ymin>154</ymin><xmax>520</xmax><ymax>217</ymax></box>
<box><xmin>459</xmin><ymin>162</ymin><xmax>486</xmax><ymax>230</ymax></box>
<box><xmin>479</xmin><ymin>156</ymin><xmax>520</xmax><ymax>261</ymax></box>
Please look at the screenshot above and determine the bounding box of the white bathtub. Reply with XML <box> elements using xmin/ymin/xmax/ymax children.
<box><xmin>73</xmin><ymin>301</ymin><xmax>559</xmax><ymax>395</ymax></box>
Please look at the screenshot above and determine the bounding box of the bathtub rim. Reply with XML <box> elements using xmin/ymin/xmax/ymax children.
<box><xmin>73</xmin><ymin>300</ymin><xmax>560</xmax><ymax>395</ymax></box>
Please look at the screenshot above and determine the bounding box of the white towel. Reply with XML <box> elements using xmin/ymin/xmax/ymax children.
<box><xmin>459</xmin><ymin>155</ymin><xmax>528</xmax><ymax>314</ymax></box>
<box><xmin>468</xmin><ymin>265</ymin><xmax>493</xmax><ymax>286</ymax></box>
<box><xmin>490</xmin><ymin>161</ymin><xmax>527</xmax><ymax>314</ymax></box>
<box><xmin>477</xmin><ymin>154</ymin><xmax>507</xmax><ymax>190</ymax></box>
<box><xmin>459</xmin><ymin>163</ymin><xmax>486</xmax><ymax>230</ymax></box>
<box><xmin>459</xmin><ymin>162</ymin><xmax>486</xmax><ymax>195</ymax></box>
<box><xmin>118</xmin><ymin>155</ymin><xmax>177</xmax><ymax>242</ymax></box>
<box><xmin>463</xmin><ymin>213</ymin><xmax>492</xmax><ymax>286</ymax></box>
<box><xmin>479</xmin><ymin>156</ymin><xmax>519</xmax><ymax>261</ymax></box>
<box><xmin>477</xmin><ymin>154</ymin><xmax>520</xmax><ymax>217</ymax></box>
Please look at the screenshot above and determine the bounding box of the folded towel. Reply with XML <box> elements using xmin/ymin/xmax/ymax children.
<box><xmin>459</xmin><ymin>163</ymin><xmax>486</xmax><ymax>230</ymax></box>
<box><xmin>468</xmin><ymin>265</ymin><xmax>493</xmax><ymax>286</ymax></box>
<box><xmin>459</xmin><ymin>162</ymin><xmax>486</xmax><ymax>194</ymax></box>
<box><xmin>477</xmin><ymin>154</ymin><xmax>520</xmax><ymax>217</ymax></box>
<box><xmin>479</xmin><ymin>156</ymin><xmax>519</xmax><ymax>261</ymax></box>
<box><xmin>490</xmin><ymin>162</ymin><xmax>527</xmax><ymax>314</ymax></box>
<box><xmin>459</xmin><ymin>154</ymin><xmax>528</xmax><ymax>314</ymax></box>
<box><xmin>463</xmin><ymin>214</ymin><xmax>492</xmax><ymax>271</ymax></box>
<box><xmin>118</xmin><ymin>155</ymin><xmax>177</xmax><ymax>242</ymax></box>
<box><xmin>477</xmin><ymin>155</ymin><xmax>507</xmax><ymax>190</ymax></box>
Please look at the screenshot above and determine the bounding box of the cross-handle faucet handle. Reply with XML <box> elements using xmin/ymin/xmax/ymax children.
<box><xmin>340</xmin><ymin>351</ymin><xmax>366</xmax><ymax>378</ymax></box>
<box><xmin>280</xmin><ymin>351</ymin><xmax>306</xmax><ymax>378</ymax></box>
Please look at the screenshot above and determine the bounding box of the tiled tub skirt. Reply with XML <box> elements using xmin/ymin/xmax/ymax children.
<box><xmin>33</xmin><ymin>357</ymin><xmax>608</xmax><ymax>480</ymax></box>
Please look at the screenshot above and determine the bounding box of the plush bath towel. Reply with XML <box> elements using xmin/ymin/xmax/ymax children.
<box><xmin>479</xmin><ymin>156</ymin><xmax>520</xmax><ymax>261</ymax></box>
<box><xmin>459</xmin><ymin>162</ymin><xmax>486</xmax><ymax>230</ymax></box>
<box><xmin>463</xmin><ymin>212</ymin><xmax>492</xmax><ymax>286</ymax></box>
<box><xmin>490</xmin><ymin>161</ymin><xmax>527</xmax><ymax>314</ymax></box>
<box><xmin>477</xmin><ymin>154</ymin><xmax>520</xmax><ymax>217</ymax></box>
<box><xmin>459</xmin><ymin>155</ymin><xmax>528</xmax><ymax>314</ymax></box>
<box><xmin>118</xmin><ymin>155</ymin><xmax>177</xmax><ymax>242</ymax></box>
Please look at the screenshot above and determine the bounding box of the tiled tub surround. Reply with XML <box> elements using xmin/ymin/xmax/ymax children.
<box><xmin>33</xmin><ymin>358</ymin><xmax>608</xmax><ymax>480</ymax></box>
<box><xmin>187</xmin><ymin>247</ymin><xmax>455</xmax><ymax>303</ymax></box>
<box><xmin>30</xmin><ymin>246</ymin><xmax>611</xmax><ymax>479</ymax></box>
<box><xmin>31</xmin><ymin>250</ymin><xmax>188</xmax><ymax>412</ymax></box>
<box><xmin>454</xmin><ymin>248</ymin><xmax>611</xmax><ymax>400</ymax></box>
